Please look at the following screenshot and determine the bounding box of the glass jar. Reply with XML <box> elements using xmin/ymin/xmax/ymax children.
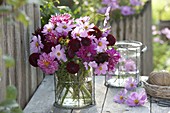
<box><xmin>54</xmin><ymin>67</ymin><xmax>95</xmax><ymax>109</ymax></box>
<box><xmin>105</xmin><ymin>40</ymin><xmax>147</xmax><ymax>87</ymax></box>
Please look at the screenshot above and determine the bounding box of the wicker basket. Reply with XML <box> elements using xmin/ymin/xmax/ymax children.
<box><xmin>143</xmin><ymin>80</ymin><xmax>170</xmax><ymax>99</ymax></box>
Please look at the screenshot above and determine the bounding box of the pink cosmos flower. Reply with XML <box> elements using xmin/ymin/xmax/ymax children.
<box><xmin>42</xmin><ymin>22</ymin><xmax>54</xmax><ymax>35</ymax></box>
<box><xmin>130</xmin><ymin>0</ymin><xmax>141</xmax><ymax>6</ymax></box>
<box><xmin>126</xmin><ymin>91</ymin><xmax>147</xmax><ymax>107</ymax></box>
<box><xmin>88</xmin><ymin>61</ymin><xmax>98</xmax><ymax>68</ymax></box>
<box><xmin>50</xmin><ymin>44</ymin><xmax>67</xmax><ymax>62</ymax></box>
<box><xmin>153</xmin><ymin>37</ymin><xmax>164</xmax><ymax>44</ymax></box>
<box><xmin>104</xmin><ymin>6</ymin><xmax>111</xmax><ymax>27</ymax></box>
<box><xmin>124</xmin><ymin>59</ymin><xmax>136</xmax><ymax>72</ymax></box>
<box><xmin>97</xmin><ymin>7</ymin><xmax>108</xmax><ymax>14</ymax></box>
<box><xmin>96</xmin><ymin>37</ymin><xmax>109</xmax><ymax>52</ymax></box>
<box><xmin>102</xmin><ymin>0</ymin><xmax>119</xmax><ymax>9</ymax></box>
<box><xmin>120</xmin><ymin>6</ymin><xmax>135</xmax><ymax>16</ymax></box>
<box><xmin>37</xmin><ymin>53</ymin><xmax>59</xmax><ymax>74</ymax></box>
<box><xmin>94</xmin><ymin>62</ymin><xmax>108</xmax><ymax>75</ymax></box>
<box><xmin>30</xmin><ymin>35</ymin><xmax>44</xmax><ymax>54</ymax></box>
<box><xmin>56</xmin><ymin>21</ymin><xmax>74</xmax><ymax>36</ymax></box>
<box><xmin>114</xmin><ymin>89</ymin><xmax>127</xmax><ymax>104</ymax></box>
<box><xmin>125</xmin><ymin>77</ymin><xmax>138</xmax><ymax>90</ymax></box>
<box><xmin>166</xmin><ymin>33</ymin><xmax>170</xmax><ymax>39</ymax></box>
<box><xmin>83</xmin><ymin>62</ymin><xmax>89</xmax><ymax>70</ymax></box>
<box><xmin>71</xmin><ymin>27</ymin><xmax>88</xmax><ymax>40</ymax></box>
<box><xmin>152</xmin><ymin>25</ymin><xmax>156</xmax><ymax>31</ymax></box>
<box><xmin>161</xmin><ymin>28</ymin><xmax>170</xmax><ymax>35</ymax></box>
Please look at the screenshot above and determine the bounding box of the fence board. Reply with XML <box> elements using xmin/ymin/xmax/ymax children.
<box><xmin>26</xmin><ymin>4</ymin><xmax>38</xmax><ymax>97</ymax></box>
<box><xmin>0</xmin><ymin>3</ymin><xmax>42</xmax><ymax>108</ymax></box>
<box><xmin>6</xmin><ymin>15</ymin><xmax>15</xmax><ymax>86</ymax></box>
<box><xmin>34</xmin><ymin>4</ymin><xmax>44</xmax><ymax>85</ymax></box>
<box><xmin>0</xmin><ymin>17</ymin><xmax>6</xmax><ymax>102</ymax></box>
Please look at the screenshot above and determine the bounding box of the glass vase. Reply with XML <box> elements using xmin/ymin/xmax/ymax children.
<box><xmin>105</xmin><ymin>40</ymin><xmax>147</xmax><ymax>87</ymax></box>
<box><xmin>54</xmin><ymin>67</ymin><xmax>95</xmax><ymax>109</ymax></box>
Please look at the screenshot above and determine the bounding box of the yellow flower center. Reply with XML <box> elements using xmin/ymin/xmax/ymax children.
<box><xmin>119</xmin><ymin>96</ymin><xmax>123</xmax><ymax>100</ymax></box>
<box><xmin>43</xmin><ymin>60</ymin><xmax>50</xmax><ymax>67</ymax></box>
<box><xmin>57</xmin><ymin>52</ymin><xmax>61</xmax><ymax>56</ymax></box>
<box><xmin>99</xmin><ymin>66</ymin><xmax>102</xmax><ymax>70</ymax></box>
<box><xmin>35</xmin><ymin>42</ymin><xmax>39</xmax><ymax>47</ymax></box>
<box><xmin>58</xmin><ymin>37</ymin><xmax>63</xmax><ymax>43</ymax></box>
<box><xmin>63</xmin><ymin>25</ymin><xmax>67</xmax><ymax>29</ymax></box>
<box><xmin>84</xmin><ymin>26</ymin><xmax>88</xmax><ymax>30</ymax></box>
<box><xmin>76</xmin><ymin>33</ymin><xmax>80</xmax><ymax>37</ymax></box>
<box><xmin>130</xmin><ymin>83</ymin><xmax>134</xmax><ymax>87</ymax></box>
<box><xmin>134</xmin><ymin>99</ymin><xmax>139</xmax><ymax>104</ymax></box>
<box><xmin>98</xmin><ymin>42</ymin><xmax>102</xmax><ymax>46</ymax></box>
<box><xmin>47</xmin><ymin>28</ymin><xmax>52</xmax><ymax>32</ymax></box>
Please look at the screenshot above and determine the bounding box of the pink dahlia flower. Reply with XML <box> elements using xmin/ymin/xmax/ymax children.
<box><xmin>37</xmin><ymin>53</ymin><xmax>59</xmax><ymax>74</ymax></box>
<box><xmin>76</xmin><ymin>44</ymin><xmax>97</xmax><ymax>62</ymax></box>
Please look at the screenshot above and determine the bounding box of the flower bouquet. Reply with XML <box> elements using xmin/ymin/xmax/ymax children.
<box><xmin>29</xmin><ymin>13</ymin><xmax>120</xmax><ymax>108</ymax></box>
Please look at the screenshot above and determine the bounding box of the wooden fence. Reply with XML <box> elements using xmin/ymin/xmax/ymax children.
<box><xmin>0</xmin><ymin>4</ymin><xmax>43</xmax><ymax>108</ymax></box>
<box><xmin>0</xmin><ymin>0</ymin><xmax>153</xmax><ymax>108</ymax></box>
<box><xmin>110</xmin><ymin>0</ymin><xmax>153</xmax><ymax>76</ymax></box>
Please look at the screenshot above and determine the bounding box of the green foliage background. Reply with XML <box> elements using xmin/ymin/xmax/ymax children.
<box><xmin>152</xmin><ymin>0</ymin><xmax>170</xmax><ymax>72</ymax></box>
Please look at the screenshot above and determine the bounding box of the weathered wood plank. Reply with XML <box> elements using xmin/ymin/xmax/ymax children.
<box><xmin>24</xmin><ymin>75</ymin><xmax>71</xmax><ymax>113</ymax></box>
<box><xmin>119</xmin><ymin>19</ymin><xmax>124</xmax><ymax>40</ymax></box>
<box><xmin>6</xmin><ymin>15</ymin><xmax>15</xmax><ymax>86</ymax></box>
<box><xmin>14</xmin><ymin>19</ymin><xmax>23</xmax><ymax>106</ymax></box>
<box><xmin>24</xmin><ymin>76</ymin><xmax>170</xmax><ymax>113</ymax></box>
<box><xmin>102</xmin><ymin>87</ymin><xmax>150</xmax><ymax>113</ymax></box>
<box><xmin>26</xmin><ymin>4</ymin><xmax>38</xmax><ymax>96</ymax></box>
<box><xmin>0</xmin><ymin>17</ymin><xmax>6</xmax><ymax>102</ymax></box>
<box><xmin>33</xmin><ymin>4</ymin><xmax>44</xmax><ymax>85</ymax></box>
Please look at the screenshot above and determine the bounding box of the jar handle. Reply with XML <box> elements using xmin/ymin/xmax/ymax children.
<box><xmin>141</xmin><ymin>44</ymin><xmax>147</xmax><ymax>53</ymax></box>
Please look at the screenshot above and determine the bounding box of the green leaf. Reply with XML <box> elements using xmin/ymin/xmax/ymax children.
<box><xmin>0</xmin><ymin>6</ymin><xmax>12</xmax><ymax>14</ymax></box>
<box><xmin>6</xmin><ymin>85</ymin><xmax>17</xmax><ymax>100</ymax></box>
<box><xmin>16</xmin><ymin>10</ymin><xmax>29</xmax><ymax>26</ymax></box>
<box><xmin>6</xmin><ymin>0</ymin><xmax>27</xmax><ymax>9</ymax></box>
<box><xmin>2</xmin><ymin>55</ymin><xmax>15</xmax><ymax>68</ymax></box>
<box><xmin>0</xmin><ymin>99</ymin><xmax>18</xmax><ymax>108</ymax></box>
<box><xmin>11</xmin><ymin>107</ymin><xmax>23</xmax><ymax>113</ymax></box>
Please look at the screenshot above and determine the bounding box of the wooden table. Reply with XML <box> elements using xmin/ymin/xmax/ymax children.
<box><xmin>24</xmin><ymin>76</ymin><xmax>170</xmax><ymax>113</ymax></box>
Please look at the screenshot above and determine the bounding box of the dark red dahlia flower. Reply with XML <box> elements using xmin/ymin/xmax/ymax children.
<box><xmin>67</xmin><ymin>49</ymin><xmax>75</xmax><ymax>59</ymax></box>
<box><xmin>81</xmin><ymin>38</ymin><xmax>91</xmax><ymax>46</ymax></box>
<box><xmin>41</xmin><ymin>42</ymin><xmax>56</xmax><ymax>53</ymax></box>
<box><xmin>94</xmin><ymin>52</ymin><xmax>109</xmax><ymax>64</ymax></box>
<box><xmin>68</xmin><ymin>39</ymin><xmax>81</xmax><ymax>52</ymax></box>
<box><xmin>88</xmin><ymin>26</ymin><xmax>102</xmax><ymax>39</ymax></box>
<box><xmin>66</xmin><ymin>61</ymin><xmax>80</xmax><ymax>74</ymax></box>
<box><xmin>29</xmin><ymin>53</ymin><xmax>40</xmax><ymax>67</ymax></box>
<box><xmin>106</xmin><ymin>34</ymin><xmax>116</xmax><ymax>46</ymax></box>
